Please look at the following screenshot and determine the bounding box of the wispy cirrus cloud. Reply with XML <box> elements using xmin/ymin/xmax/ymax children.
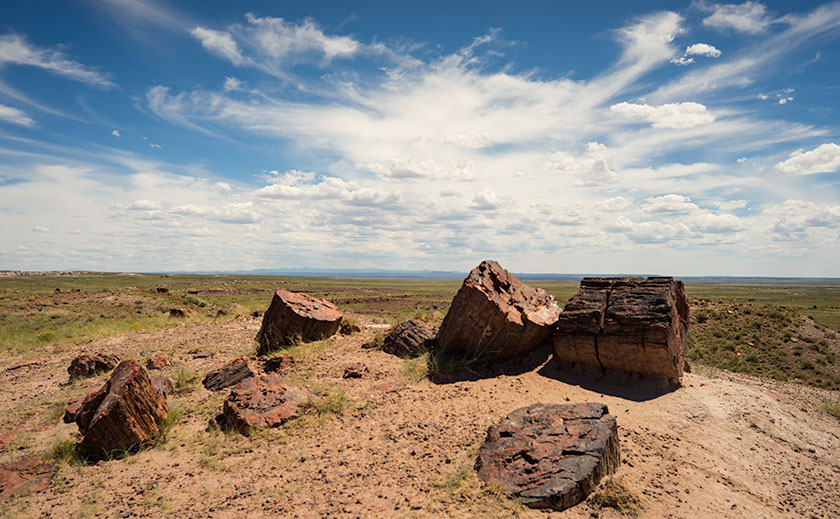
<box><xmin>0</xmin><ymin>34</ymin><xmax>113</xmax><ymax>87</ymax></box>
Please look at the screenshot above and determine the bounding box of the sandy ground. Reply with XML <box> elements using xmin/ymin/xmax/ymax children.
<box><xmin>1</xmin><ymin>316</ymin><xmax>839</xmax><ymax>518</ymax></box>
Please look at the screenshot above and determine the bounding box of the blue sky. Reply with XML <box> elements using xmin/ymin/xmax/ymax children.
<box><xmin>1</xmin><ymin>0</ymin><xmax>839</xmax><ymax>276</ymax></box>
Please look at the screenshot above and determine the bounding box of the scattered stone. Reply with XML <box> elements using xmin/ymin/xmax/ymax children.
<box><xmin>343</xmin><ymin>363</ymin><xmax>368</xmax><ymax>378</ymax></box>
<box><xmin>263</xmin><ymin>355</ymin><xmax>294</xmax><ymax>373</ymax></box>
<box><xmin>68</xmin><ymin>353</ymin><xmax>120</xmax><ymax>379</ymax></box>
<box><xmin>63</xmin><ymin>397</ymin><xmax>84</xmax><ymax>424</ymax></box>
<box><xmin>208</xmin><ymin>413</ymin><xmax>228</xmax><ymax>431</ymax></box>
<box><xmin>222</xmin><ymin>374</ymin><xmax>312</xmax><ymax>433</ymax></box>
<box><xmin>373</xmin><ymin>381</ymin><xmax>407</xmax><ymax>393</ymax></box>
<box><xmin>191</xmin><ymin>350</ymin><xmax>212</xmax><ymax>359</ymax></box>
<box><xmin>5</xmin><ymin>360</ymin><xmax>40</xmax><ymax>371</ymax></box>
<box><xmin>169</xmin><ymin>308</ymin><xmax>188</xmax><ymax>318</ymax></box>
<box><xmin>478</xmin><ymin>403</ymin><xmax>619</xmax><ymax>511</ymax></box>
<box><xmin>256</xmin><ymin>290</ymin><xmax>343</xmax><ymax>354</ymax></box>
<box><xmin>203</xmin><ymin>357</ymin><xmax>254</xmax><ymax>391</ymax></box>
<box><xmin>156</xmin><ymin>287</ymin><xmax>169</xmax><ymax>294</ymax></box>
<box><xmin>0</xmin><ymin>457</ymin><xmax>57</xmax><ymax>501</ymax></box>
<box><xmin>74</xmin><ymin>360</ymin><xmax>169</xmax><ymax>459</ymax></box>
<box><xmin>216</xmin><ymin>309</ymin><xmax>229</xmax><ymax>317</ymax></box>
<box><xmin>340</xmin><ymin>321</ymin><xmax>362</xmax><ymax>335</ymax></box>
<box><xmin>436</xmin><ymin>260</ymin><xmax>561</xmax><ymax>361</ymax></box>
<box><xmin>553</xmin><ymin>277</ymin><xmax>689</xmax><ymax>381</ymax></box>
<box><xmin>151</xmin><ymin>376</ymin><xmax>174</xmax><ymax>398</ymax></box>
<box><xmin>383</xmin><ymin>319</ymin><xmax>437</xmax><ymax>358</ymax></box>
<box><xmin>145</xmin><ymin>357</ymin><xmax>169</xmax><ymax>370</ymax></box>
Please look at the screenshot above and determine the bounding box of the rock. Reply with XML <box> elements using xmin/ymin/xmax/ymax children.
<box><xmin>67</xmin><ymin>353</ymin><xmax>120</xmax><ymax>379</ymax></box>
<box><xmin>156</xmin><ymin>287</ymin><xmax>169</xmax><ymax>294</ymax></box>
<box><xmin>256</xmin><ymin>290</ymin><xmax>343</xmax><ymax>354</ymax></box>
<box><xmin>0</xmin><ymin>457</ymin><xmax>57</xmax><ymax>501</ymax></box>
<box><xmin>190</xmin><ymin>350</ymin><xmax>212</xmax><ymax>359</ymax></box>
<box><xmin>222</xmin><ymin>374</ymin><xmax>312</xmax><ymax>433</ymax></box>
<box><xmin>553</xmin><ymin>277</ymin><xmax>689</xmax><ymax>381</ymax></box>
<box><xmin>208</xmin><ymin>413</ymin><xmax>228</xmax><ymax>431</ymax></box>
<box><xmin>203</xmin><ymin>357</ymin><xmax>254</xmax><ymax>391</ymax></box>
<box><xmin>74</xmin><ymin>360</ymin><xmax>169</xmax><ymax>459</ymax></box>
<box><xmin>5</xmin><ymin>360</ymin><xmax>40</xmax><ymax>371</ymax></box>
<box><xmin>169</xmin><ymin>308</ymin><xmax>188</xmax><ymax>317</ymax></box>
<box><xmin>263</xmin><ymin>355</ymin><xmax>293</xmax><ymax>373</ymax></box>
<box><xmin>63</xmin><ymin>397</ymin><xmax>84</xmax><ymax>423</ymax></box>
<box><xmin>146</xmin><ymin>357</ymin><xmax>168</xmax><ymax>370</ymax></box>
<box><xmin>477</xmin><ymin>403</ymin><xmax>619</xmax><ymax>511</ymax></box>
<box><xmin>340</xmin><ymin>321</ymin><xmax>362</xmax><ymax>335</ymax></box>
<box><xmin>436</xmin><ymin>260</ymin><xmax>561</xmax><ymax>361</ymax></box>
<box><xmin>151</xmin><ymin>376</ymin><xmax>173</xmax><ymax>398</ymax></box>
<box><xmin>343</xmin><ymin>363</ymin><xmax>367</xmax><ymax>378</ymax></box>
<box><xmin>373</xmin><ymin>381</ymin><xmax>407</xmax><ymax>393</ymax></box>
<box><xmin>383</xmin><ymin>320</ymin><xmax>437</xmax><ymax>358</ymax></box>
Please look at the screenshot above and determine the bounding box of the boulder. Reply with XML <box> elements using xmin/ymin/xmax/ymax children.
<box><xmin>553</xmin><ymin>277</ymin><xmax>688</xmax><ymax>381</ymax></box>
<box><xmin>67</xmin><ymin>353</ymin><xmax>120</xmax><ymax>379</ymax></box>
<box><xmin>256</xmin><ymin>290</ymin><xmax>343</xmax><ymax>354</ymax></box>
<box><xmin>0</xmin><ymin>457</ymin><xmax>57</xmax><ymax>501</ymax></box>
<box><xmin>145</xmin><ymin>357</ymin><xmax>169</xmax><ymax>370</ymax></box>
<box><xmin>151</xmin><ymin>376</ymin><xmax>174</xmax><ymax>398</ymax></box>
<box><xmin>202</xmin><ymin>357</ymin><xmax>254</xmax><ymax>391</ymax></box>
<box><xmin>169</xmin><ymin>308</ymin><xmax>188</xmax><ymax>317</ymax></box>
<box><xmin>74</xmin><ymin>360</ymin><xmax>169</xmax><ymax>459</ymax></box>
<box><xmin>222</xmin><ymin>374</ymin><xmax>312</xmax><ymax>433</ymax></box>
<box><xmin>436</xmin><ymin>260</ymin><xmax>561</xmax><ymax>361</ymax></box>
<box><xmin>383</xmin><ymin>319</ymin><xmax>437</xmax><ymax>358</ymax></box>
<box><xmin>477</xmin><ymin>403</ymin><xmax>619</xmax><ymax>511</ymax></box>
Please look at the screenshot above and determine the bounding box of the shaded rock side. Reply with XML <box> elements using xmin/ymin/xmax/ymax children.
<box><xmin>222</xmin><ymin>374</ymin><xmax>313</xmax><ymax>433</ymax></box>
<box><xmin>436</xmin><ymin>260</ymin><xmax>561</xmax><ymax>361</ymax></box>
<box><xmin>477</xmin><ymin>403</ymin><xmax>619</xmax><ymax>511</ymax></box>
<box><xmin>256</xmin><ymin>290</ymin><xmax>343</xmax><ymax>354</ymax></box>
<box><xmin>75</xmin><ymin>360</ymin><xmax>169</xmax><ymax>459</ymax></box>
<box><xmin>68</xmin><ymin>353</ymin><xmax>120</xmax><ymax>379</ymax></box>
<box><xmin>202</xmin><ymin>356</ymin><xmax>254</xmax><ymax>391</ymax></box>
<box><xmin>553</xmin><ymin>277</ymin><xmax>689</xmax><ymax>381</ymax></box>
<box><xmin>382</xmin><ymin>319</ymin><xmax>437</xmax><ymax>358</ymax></box>
<box><xmin>0</xmin><ymin>457</ymin><xmax>57</xmax><ymax>502</ymax></box>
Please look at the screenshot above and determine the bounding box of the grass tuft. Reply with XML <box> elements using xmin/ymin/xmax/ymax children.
<box><xmin>49</xmin><ymin>439</ymin><xmax>86</xmax><ymax>466</ymax></box>
<box><xmin>588</xmin><ymin>477</ymin><xmax>644</xmax><ymax>517</ymax></box>
<box><xmin>403</xmin><ymin>352</ymin><xmax>430</xmax><ymax>382</ymax></box>
<box><xmin>820</xmin><ymin>399</ymin><xmax>840</xmax><ymax>420</ymax></box>
<box><xmin>173</xmin><ymin>369</ymin><xmax>199</xmax><ymax>394</ymax></box>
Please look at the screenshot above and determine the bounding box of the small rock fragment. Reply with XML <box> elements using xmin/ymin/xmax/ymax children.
<box><xmin>343</xmin><ymin>363</ymin><xmax>367</xmax><ymax>379</ymax></box>
<box><xmin>203</xmin><ymin>357</ymin><xmax>254</xmax><ymax>391</ymax></box>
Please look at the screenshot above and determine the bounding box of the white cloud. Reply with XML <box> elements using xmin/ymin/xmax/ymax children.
<box><xmin>0</xmin><ymin>103</ymin><xmax>35</xmax><ymax>127</ymax></box>
<box><xmin>223</xmin><ymin>76</ymin><xmax>245</xmax><ymax>91</ymax></box>
<box><xmin>149</xmin><ymin>143</ymin><xmax>162</xmax><ymax>149</ymax></box>
<box><xmin>775</xmin><ymin>143</ymin><xmax>840</xmax><ymax>175</ymax></box>
<box><xmin>596</xmin><ymin>196</ymin><xmax>634</xmax><ymax>212</ymax></box>
<box><xmin>736</xmin><ymin>157</ymin><xmax>747</xmax><ymax>163</ymax></box>
<box><xmin>757</xmin><ymin>94</ymin><xmax>769</xmax><ymax>100</ymax></box>
<box><xmin>610</xmin><ymin>101</ymin><xmax>715</xmax><ymax>128</ymax></box>
<box><xmin>778</xmin><ymin>97</ymin><xmax>793</xmax><ymax>104</ymax></box>
<box><xmin>670</xmin><ymin>57</ymin><xmax>694</xmax><ymax>66</ymax></box>
<box><xmin>642</xmin><ymin>194</ymin><xmax>699</xmax><ymax>213</ymax></box>
<box><xmin>546</xmin><ymin>151</ymin><xmax>616</xmax><ymax>187</ymax></box>
<box><xmin>111</xmin><ymin>129</ymin><xmax>121</xmax><ymax>137</ymax></box>
<box><xmin>32</xmin><ymin>225</ymin><xmax>50</xmax><ymax>232</ymax></box>
<box><xmin>685</xmin><ymin>43</ymin><xmax>722</xmax><ymax>58</ymax></box>
<box><xmin>191</xmin><ymin>27</ymin><xmax>244</xmax><ymax>65</ymax></box>
<box><xmin>0</xmin><ymin>34</ymin><xmax>113</xmax><ymax>86</ymax></box>
<box><xmin>687</xmin><ymin>213</ymin><xmax>743</xmax><ymax>233</ymax></box>
<box><xmin>471</xmin><ymin>189</ymin><xmax>499</xmax><ymax>211</ymax></box>
<box><xmin>213</xmin><ymin>181</ymin><xmax>231</xmax><ymax>191</ymax></box>
<box><xmin>702</xmin><ymin>1</ymin><xmax>774</xmax><ymax>34</ymax></box>
<box><xmin>242</xmin><ymin>14</ymin><xmax>360</xmax><ymax>63</ymax></box>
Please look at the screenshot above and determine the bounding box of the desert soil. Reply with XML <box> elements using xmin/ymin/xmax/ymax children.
<box><xmin>1</xmin><ymin>315</ymin><xmax>839</xmax><ymax>518</ymax></box>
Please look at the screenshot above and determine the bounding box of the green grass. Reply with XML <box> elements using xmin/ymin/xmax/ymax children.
<box><xmin>174</xmin><ymin>369</ymin><xmax>200</xmax><ymax>394</ymax></box>
<box><xmin>49</xmin><ymin>439</ymin><xmax>87</xmax><ymax>466</ymax></box>
<box><xmin>821</xmin><ymin>399</ymin><xmax>840</xmax><ymax>419</ymax></box>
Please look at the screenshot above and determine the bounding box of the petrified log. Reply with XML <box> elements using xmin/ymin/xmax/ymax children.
<box><xmin>222</xmin><ymin>374</ymin><xmax>312</xmax><ymax>433</ymax></box>
<box><xmin>67</xmin><ymin>353</ymin><xmax>120</xmax><ymax>379</ymax></box>
<box><xmin>74</xmin><ymin>360</ymin><xmax>169</xmax><ymax>459</ymax></box>
<box><xmin>382</xmin><ymin>319</ymin><xmax>437</xmax><ymax>358</ymax></box>
<box><xmin>0</xmin><ymin>457</ymin><xmax>57</xmax><ymax>501</ymax></box>
<box><xmin>202</xmin><ymin>356</ymin><xmax>254</xmax><ymax>391</ymax></box>
<box><xmin>256</xmin><ymin>290</ymin><xmax>343</xmax><ymax>354</ymax></box>
<box><xmin>436</xmin><ymin>260</ymin><xmax>560</xmax><ymax>361</ymax></box>
<box><xmin>477</xmin><ymin>403</ymin><xmax>619</xmax><ymax>511</ymax></box>
<box><xmin>553</xmin><ymin>277</ymin><xmax>688</xmax><ymax>381</ymax></box>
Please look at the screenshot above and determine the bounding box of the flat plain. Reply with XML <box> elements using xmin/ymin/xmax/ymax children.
<box><xmin>1</xmin><ymin>272</ymin><xmax>839</xmax><ymax>518</ymax></box>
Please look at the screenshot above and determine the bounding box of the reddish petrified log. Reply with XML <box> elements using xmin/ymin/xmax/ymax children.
<box><xmin>553</xmin><ymin>277</ymin><xmax>689</xmax><ymax>381</ymax></box>
<box><xmin>67</xmin><ymin>353</ymin><xmax>120</xmax><ymax>379</ymax></box>
<box><xmin>202</xmin><ymin>356</ymin><xmax>254</xmax><ymax>391</ymax></box>
<box><xmin>477</xmin><ymin>403</ymin><xmax>619</xmax><ymax>511</ymax></box>
<box><xmin>436</xmin><ymin>260</ymin><xmax>560</xmax><ymax>361</ymax></box>
<box><xmin>74</xmin><ymin>360</ymin><xmax>169</xmax><ymax>459</ymax></box>
<box><xmin>0</xmin><ymin>457</ymin><xmax>57</xmax><ymax>501</ymax></box>
<box><xmin>222</xmin><ymin>374</ymin><xmax>312</xmax><ymax>433</ymax></box>
<box><xmin>382</xmin><ymin>319</ymin><xmax>437</xmax><ymax>358</ymax></box>
<box><xmin>256</xmin><ymin>290</ymin><xmax>343</xmax><ymax>354</ymax></box>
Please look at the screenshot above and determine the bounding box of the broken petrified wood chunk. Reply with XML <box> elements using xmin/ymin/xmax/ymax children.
<box><xmin>67</xmin><ymin>353</ymin><xmax>120</xmax><ymax>379</ymax></box>
<box><xmin>477</xmin><ymin>403</ymin><xmax>619</xmax><ymax>511</ymax></box>
<box><xmin>553</xmin><ymin>277</ymin><xmax>689</xmax><ymax>381</ymax></box>
<box><xmin>382</xmin><ymin>319</ymin><xmax>437</xmax><ymax>358</ymax></box>
<box><xmin>256</xmin><ymin>290</ymin><xmax>343</xmax><ymax>354</ymax></box>
<box><xmin>222</xmin><ymin>374</ymin><xmax>312</xmax><ymax>433</ymax></box>
<box><xmin>436</xmin><ymin>260</ymin><xmax>560</xmax><ymax>361</ymax></box>
<box><xmin>202</xmin><ymin>356</ymin><xmax>254</xmax><ymax>391</ymax></box>
<box><xmin>74</xmin><ymin>359</ymin><xmax>169</xmax><ymax>459</ymax></box>
<box><xmin>151</xmin><ymin>375</ymin><xmax>174</xmax><ymax>398</ymax></box>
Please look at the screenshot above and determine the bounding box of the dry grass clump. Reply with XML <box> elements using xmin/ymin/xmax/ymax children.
<box><xmin>820</xmin><ymin>399</ymin><xmax>840</xmax><ymax>420</ymax></box>
<box><xmin>588</xmin><ymin>476</ymin><xmax>644</xmax><ymax>516</ymax></box>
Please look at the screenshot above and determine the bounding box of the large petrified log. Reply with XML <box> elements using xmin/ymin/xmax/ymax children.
<box><xmin>74</xmin><ymin>360</ymin><xmax>169</xmax><ymax>459</ymax></box>
<box><xmin>222</xmin><ymin>374</ymin><xmax>312</xmax><ymax>433</ymax></box>
<box><xmin>436</xmin><ymin>260</ymin><xmax>561</xmax><ymax>361</ymax></box>
<box><xmin>256</xmin><ymin>290</ymin><xmax>343</xmax><ymax>354</ymax></box>
<box><xmin>382</xmin><ymin>319</ymin><xmax>437</xmax><ymax>358</ymax></box>
<box><xmin>477</xmin><ymin>403</ymin><xmax>619</xmax><ymax>511</ymax></box>
<box><xmin>553</xmin><ymin>277</ymin><xmax>689</xmax><ymax>381</ymax></box>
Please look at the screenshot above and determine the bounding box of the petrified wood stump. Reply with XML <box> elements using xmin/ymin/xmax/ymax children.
<box><xmin>477</xmin><ymin>403</ymin><xmax>619</xmax><ymax>510</ymax></box>
<box><xmin>383</xmin><ymin>319</ymin><xmax>437</xmax><ymax>358</ymax></box>
<box><xmin>436</xmin><ymin>260</ymin><xmax>560</xmax><ymax>361</ymax></box>
<box><xmin>257</xmin><ymin>290</ymin><xmax>343</xmax><ymax>354</ymax></box>
<box><xmin>553</xmin><ymin>277</ymin><xmax>689</xmax><ymax>381</ymax></box>
<box><xmin>222</xmin><ymin>374</ymin><xmax>312</xmax><ymax>433</ymax></box>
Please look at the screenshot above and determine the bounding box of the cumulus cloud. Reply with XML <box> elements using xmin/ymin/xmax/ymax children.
<box><xmin>546</xmin><ymin>151</ymin><xmax>616</xmax><ymax>187</ymax></box>
<box><xmin>686</xmin><ymin>43</ymin><xmax>722</xmax><ymax>58</ymax></box>
<box><xmin>775</xmin><ymin>143</ymin><xmax>840</xmax><ymax>175</ymax></box>
<box><xmin>111</xmin><ymin>129</ymin><xmax>121</xmax><ymax>137</ymax></box>
<box><xmin>702</xmin><ymin>1</ymin><xmax>774</xmax><ymax>34</ymax></box>
<box><xmin>32</xmin><ymin>225</ymin><xmax>50</xmax><ymax>232</ymax></box>
<box><xmin>0</xmin><ymin>34</ymin><xmax>113</xmax><ymax>86</ymax></box>
<box><xmin>0</xmin><ymin>103</ymin><xmax>35</xmax><ymax>127</ymax></box>
<box><xmin>596</xmin><ymin>196</ymin><xmax>634</xmax><ymax>212</ymax></box>
<box><xmin>610</xmin><ymin>102</ymin><xmax>715</xmax><ymax>128</ymax></box>
<box><xmin>642</xmin><ymin>194</ymin><xmax>699</xmax><ymax>213</ymax></box>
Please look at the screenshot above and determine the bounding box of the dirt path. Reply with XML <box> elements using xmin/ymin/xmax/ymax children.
<box><xmin>1</xmin><ymin>318</ymin><xmax>838</xmax><ymax>518</ymax></box>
